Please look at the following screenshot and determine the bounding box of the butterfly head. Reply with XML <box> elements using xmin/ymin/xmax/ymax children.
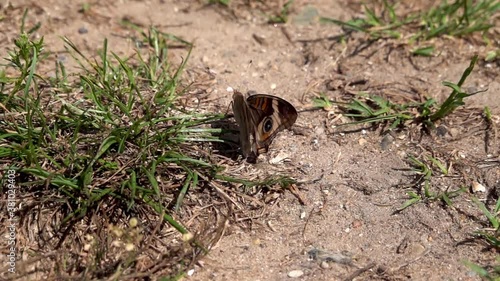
<box><xmin>232</xmin><ymin>91</ymin><xmax>298</xmax><ymax>162</ymax></box>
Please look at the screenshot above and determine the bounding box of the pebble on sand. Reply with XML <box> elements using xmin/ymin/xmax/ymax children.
<box><xmin>287</xmin><ymin>270</ymin><xmax>304</xmax><ymax>278</ymax></box>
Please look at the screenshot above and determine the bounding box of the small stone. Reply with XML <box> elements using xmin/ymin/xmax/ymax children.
<box><xmin>300</xmin><ymin>211</ymin><xmax>306</xmax><ymax>219</ymax></box>
<box><xmin>397</xmin><ymin>150</ymin><xmax>407</xmax><ymax>158</ymax></box>
<box><xmin>472</xmin><ymin>181</ymin><xmax>486</xmax><ymax>193</ymax></box>
<box><xmin>270</xmin><ymin>83</ymin><xmax>277</xmax><ymax>89</ymax></box>
<box><xmin>449</xmin><ymin>128</ymin><xmax>459</xmax><ymax>137</ymax></box>
<box><xmin>78</xmin><ymin>27</ymin><xmax>88</xmax><ymax>34</ymax></box>
<box><xmin>314</xmin><ymin>126</ymin><xmax>324</xmax><ymax>135</ymax></box>
<box><xmin>288</xmin><ymin>270</ymin><xmax>304</xmax><ymax>278</ymax></box>
<box><xmin>380</xmin><ymin>134</ymin><xmax>393</xmax><ymax>150</ymax></box>
<box><xmin>320</xmin><ymin>261</ymin><xmax>330</xmax><ymax>268</ymax></box>
<box><xmin>358</xmin><ymin>138</ymin><xmax>367</xmax><ymax>146</ymax></box>
<box><xmin>436</xmin><ymin>125</ymin><xmax>448</xmax><ymax>137</ymax></box>
<box><xmin>352</xmin><ymin>220</ymin><xmax>363</xmax><ymax>229</ymax></box>
<box><xmin>226</xmin><ymin>87</ymin><xmax>234</xmax><ymax>93</ymax></box>
<box><xmin>407</xmin><ymin>243</ymin><xmax>426</xmax><ymax>256</ymax></box>
<box><xmin>252</xmin><ymin>33</ymin><xmax>267</xmax><ymax>46</ymax></box>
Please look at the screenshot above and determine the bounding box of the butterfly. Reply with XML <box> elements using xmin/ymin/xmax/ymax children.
<box><xmin>232</xmin><ymin>91</ymin><xmax>298</xmax><ymax>163</ymax></box>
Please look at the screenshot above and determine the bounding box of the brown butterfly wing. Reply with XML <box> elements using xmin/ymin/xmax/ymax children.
<box><xmin>232</xmin><ymin>91</ymin><xmax>255</xmax><ymax>158</ymax></box>
<box><xmin>246</xmin><ymin>94</ymin><xmax>298</xmax><ymax>155</ymax></box>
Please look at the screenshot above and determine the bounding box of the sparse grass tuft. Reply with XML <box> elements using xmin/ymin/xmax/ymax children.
<box><xmin>314</xmin><ymin>55</ymin><xmax>487</xmax><ymax>214</ymax></box>
<box><xmin>321</xmin><ymin>0</ymin><xmax>407</xmax><ymax>39</ymax></box>
<box><xmin>339</xmin><ymin>93</ymin><xmax>415</xmax><ymax>131</ymax></box>
<box><xmin>415</xmin><ymin>0</ymin><xmax>499</xmax><ymax>41</ymax></box>
<box><xmin>463</xmin><ymin>258</ymin><xmax>500</xmax><ymax>281</ymax></box>
<box><xmin>471</xmin><ymin>197</ymin><xmax>500</xmax><ymax>248</ymax></box>
<box><xmin>315</xmin><ymin>55</ymin><xmax>480</xmax><ymax>133</ymax></box>
<box><xmin>320</xmin><ymin>0</ymin><xmax>499</xmax><ymax>55</ymax></box>
<box><xmin>463</xmin><ymin>197</ymin><xmax>500</xmax><ymax>279</ymax></box>
<box><xmin>396</xmin><ymin>155</ymin><xmax>466</xmax><ymax>211</ymax></box>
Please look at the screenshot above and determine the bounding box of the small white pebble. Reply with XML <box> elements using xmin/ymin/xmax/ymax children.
<box><xmin>187</xmin><ymin>269</ymin><xmax>195</xmax><ymax>276</ymax></box>
<box><xmin>472</xmin><ymin>181</ymin><xmax>486</xmax><ymax>193</ymax></box>
<box><xmin>288</xmin><ymin>270</ymin><xmax>304</xmax><ymax>278</ymax></box>
<box><xmin>227</xmin><ymin>87</ymin><xmax>234</xmax><ymax>92</ymax></box>
<box><xmin>270</xmin><ymin>83</ymin><xmax>277</xmax><ymax>89</ymax></box>
<box><xmin>300</xmin><ymin>211</ymin><xmax>306</xmax><ymax>219</ymax></box>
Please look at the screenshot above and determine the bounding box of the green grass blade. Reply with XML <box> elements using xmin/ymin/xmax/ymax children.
<box><xmin>472</xmin><ymin>197</ymin><xmax>499</xmax><ymax>230</ymax></box>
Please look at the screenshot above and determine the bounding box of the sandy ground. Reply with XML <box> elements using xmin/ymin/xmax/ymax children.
<box><xmin>1</xmin><ymin>0</ymin><xmax>499</xmax><ymax>280</ymax></box>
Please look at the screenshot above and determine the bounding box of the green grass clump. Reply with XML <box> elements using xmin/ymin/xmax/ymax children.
<box><xmin>0</xmin><ymin>23</ymin><xmax>231</xmax><ymax>278</ymax></box>
<box><xmin>0</xmin><ymin>10</ymin><xmax>299</xmax><ymax>276</ymax></box>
